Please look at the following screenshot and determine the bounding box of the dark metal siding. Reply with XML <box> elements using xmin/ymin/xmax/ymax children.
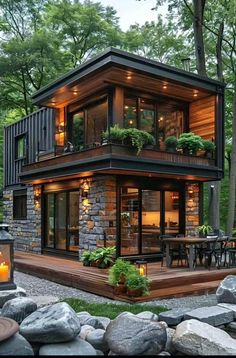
<box><xmin>4</xmin><ymin>107</ymin><xmax>55</xmax><ymax>187</ymax></box>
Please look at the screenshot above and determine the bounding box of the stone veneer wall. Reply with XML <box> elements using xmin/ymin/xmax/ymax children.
<box><xmin>185</xmin><ymin>182</ymin><xmax>200</xmax><ymax>236</ymax></box>
<box><xmin>3</xmin><ymin>185</ymin><xmax>41</xmax><ymax>253</ymax></box>
<box><xmin>78</xmin><ymin>175</ymin><xmax>116</xmax><ymax>256</ymax></box>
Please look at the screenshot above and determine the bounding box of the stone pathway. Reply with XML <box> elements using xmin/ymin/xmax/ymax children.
<box><xmin>14</xmin><ymin>270</ymin><xmax>218</xmax><ymax>309</ymax></box>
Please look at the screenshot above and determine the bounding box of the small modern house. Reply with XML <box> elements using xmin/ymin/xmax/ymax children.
<box><xmin>3</xmin><ymin>48</ymin><xmax>224</xmax><ymax>261</ymax></box>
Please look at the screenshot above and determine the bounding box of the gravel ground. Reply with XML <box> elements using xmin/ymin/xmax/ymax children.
<box><xmin>14</xmin><ymin>270</ymin><xmax>218</xmax><ymax>310</ymax></box>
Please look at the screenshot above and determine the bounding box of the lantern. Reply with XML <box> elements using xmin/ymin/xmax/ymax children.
<box><xmin>135</xmin><ymin>260</ymin><xmax>147</xmax><ymax>276</ymax></box>
<box><xmin>0</xmin><ymin>224</ymin><xmax>16</xmax><ymax>290</ymax></box>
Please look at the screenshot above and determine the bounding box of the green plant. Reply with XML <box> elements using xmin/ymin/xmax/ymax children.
<box><xmin>177</xmin><ymin>132</ymin><xmax>204</xmax><ymax>155</ymax></box>
<box><xmin>81</xmin><ymin>250</ymin><xmax>92</xmax><ymax>265</ymax></box>
<box><xmin>102</xmin><ymin>124</ymin><xmax>124</xmax><ymax>143</ymax></box>
<box><xmin>123</xmin><ymin>128</ymin><xmax>155</xmax><ymax>155</ymax></box>
<box><xmin>202</xmin><ymin>139</ymin><xmax>215</xmax><ymax>152</ymax></box>
<box><xmin>197</xmin><ymin>224</ymin><xmax>213</xmax><ymax>237</ymax></box>
<box><xmin>126</xmin><ymin>272</ymin><xmax>150</xmax><ymax>296</ymax></box>
<box><xmin>108</xmin><ymin>258</ymin><xmax>137</xmax><ymax>286</ymax></box>
<box><xmin>92</xmin><ymin>246</ymin><xmax>116</xmax><ymax>268</ymax></box>
<box><xmin>164</xmin><ymin>136</ymin><xmax>178</xmax><ymax>151</ymax></box>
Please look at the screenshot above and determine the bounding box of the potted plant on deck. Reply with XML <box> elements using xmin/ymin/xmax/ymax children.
<box><xmin>123</xmin><ymin>128</ymin><xmax>155</xmax><ymax>155</ymax></box>
<box><xmin>102</xmin><ymin>124</ymin><xmax>124</xmax><ymax>144</ymax></box>
<box><xmin>197</xmin><ymin>224</ymin><xmax>213</xmax><ymax>238</ymax></box>
<box><xmin>126</xmin><ymin>272</ymin><xmax>150</xmax><ymax>297</ymax></box>
<box><xmin>108</xmin><ymin>258</ymin><xmax>137</xmax><ymax>295</ymax></box>
<box><xmin>81</xmin><ymin>250</ymin><xmax>92</xmax><ymax>266</ymax></box>
<box><xmin>177</xmin><ymin>132</ymin><xmax>204</xmax><ymax>156</ymax></box>
<box><xmin>90</xmin><ymin>246</ymin><xmax>116</xmax><ymax>268</ymax></box>
<box><xmin>202</xmin><ymin>139</ymin><xmax>215</xmax><ymax>159</ymax></box>
<box><xmin>164</xmin><ymin>136</ymin><xmax>178</xmax><ymax>153</ymax></box>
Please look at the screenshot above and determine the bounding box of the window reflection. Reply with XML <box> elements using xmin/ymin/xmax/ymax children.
<box><xmin>124</xmin><ymin>97</ymin><xmax>137</xmax><ymax>128</ymax></box>
<box><xmin>140</xmin><ymin>99</ymin><xmax>155</xmax><ymax>138</ymax></box>
<box><xmin>86</xmin><ymin>100</ymin><xmax>108</xmax><ymax>147</ymax></box>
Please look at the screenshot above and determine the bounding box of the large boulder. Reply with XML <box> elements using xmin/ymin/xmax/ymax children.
<box><xmin>0</xmin><ymin>287</ymin><xmax>26</xmax><ymax>308</ymax></box>
<box><xmin>86</xmin><ymin>329</ymin><xmax>108</xmax><ymax>352</ymax></box>
<box><xmin>39</xmin><ymin>337</ymin><xmax>97</xmax><ymax>356</ymax></box>
<box><xmin>216</xmin><ymin>275</ymin><xmax>236</xmax><ymax>303</ymax></box>
<box><xmin>2</xmin><ymin>297</ymin><xmax>37</xmax><ymax>324</ymax></box>
<box><xmin>20</xmin><ymin>302</ymin><xmax>80</xmax><ymax>343</ymax></box>
<box><xmin>184</xmin><ymin>305</ymin><xmax>234</xmax><ymax>326</ymax></box>
<box><xmin>104</xmin><ymin>312</ymin><xmax>167</xmax><ymax>355</ymax></box>
<box><xmin>136</xmin><ymin>311</ymin><xmax>159</xmax><ymax>322</ymax></box>
<box><xmin>0</xmin><ymin>333</ymin><xmax>34</xmax><ymax>356</ymax></box>
<box><xmin>159</xmin><ymin>308</ymin><xmax>190</xmax><ymax>326</ymax></box>
<box><xmin>173</xmin><ymin>319</ymin><xmax>236</xmax><ymax>355</ymax></box>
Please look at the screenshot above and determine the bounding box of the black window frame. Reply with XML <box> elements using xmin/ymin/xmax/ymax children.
<box><xmin>15</xmin><ymin>134</ymin><xmax>26</xmax><ymax>160</ymax></box>
<box><xmin>13</xmin><ymin>189</ymin><xmax>27</xmax><ymax>220</ymax></box>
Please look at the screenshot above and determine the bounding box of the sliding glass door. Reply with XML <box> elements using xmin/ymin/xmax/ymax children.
<box><xmin>120</xmin><ymin>187</ymin><xmax>182</xmax><ymax>256</ymax></box>
<box><xmin>44</xmin><ymin>191</ymin><xmax>79</xmax><ymax>253</ymax></box>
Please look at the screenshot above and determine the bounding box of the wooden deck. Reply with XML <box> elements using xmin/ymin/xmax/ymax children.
<box><xmin>14</xmin><ymin>252</ymin><xmax>236</xmax><ymax>303</ymax></box>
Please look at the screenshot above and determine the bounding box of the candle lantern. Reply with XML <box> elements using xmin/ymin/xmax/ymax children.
<box><xmin>0</xmin><ymin>224</ymin><xmax>16</xmax><ymax>290</ymax></box>
<box><xmin>135</xmin><ymin>260</ymin><xmax>148</xmax><ymax>276</ymax></box>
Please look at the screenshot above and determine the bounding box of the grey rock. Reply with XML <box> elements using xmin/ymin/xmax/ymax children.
<box><xmin>0</xmin><ymin>287</ymin><xmax>26</xmax><ymax>308</ymax></box>
<box><xmin>158</xmin><ymin>352</ymin><xmax>171</xmax><ymax>356</ymax></box>
<box><xmin>86</xmin><ymin>329</ymin><xmax>108</xmax><ymax>352</ymax></box>
<box><xmin>0</xmin><ymin>333</ymin><xmax>34</xmax><ymax>356</ymax></box>
<box><xmin>28</xmin><ymin>296</ymin><xmax>59</xmax><ymax>308</ymax></box>
<box><xmin>216</xmin><ymin>275</ymin><xmax>236</xmax><ymax>304</ymax></box>
<box><xmin>173</xmin><ymin>319</ymin><xmax>236</xmax><ymax>355</ymax></box>
<box><xmin>94</xmin><ymin>316</ymin><xmax>111</xmax><ymax>329</ymax></box>
<box><xmin>2</xmin><ymin>297</ymin><xmax>37</xmax><ymax>324</ymax></box>
<box><xmin>218</xmin><ymin>302</ymin><xmax>236</xmax><ymax>318</ymax></box>
<box><xmin>79</xmin><ymin>324</ymin><xmax>95</xmax><ymax>340</ymax></box>
<box><xmin>184</xmin><ymin>305</ymin><xmax>234</xmax><ymax>326</ymax></box>
<box><xmin>104</xmin><ymin>312</ymin><xmax>167</xmax><ymax>355</ymax></box>
<box><xmin>165</xmin><ymin>327</ymin><xmax>176</xmax><ymax>354</ymax></box>
<box><xmin>77</xmin><ymin>312</ymin><xmax>91</xmax><ymax>325</ymax></box>
<box><xmin>136</xmin><ymin>311</ymin><xmax>159</xmax><ymax>322</ymax></box>
<box><xmin>96</xmin><ymin>349</ymin><xmax>104</xmax><ymax>355</ymax></box>
<box><xmin>159</xmin><ymin>308</ymin><xmax>190</xmax><ymax>326</ymax></box>
<box><xmin>39</xmin><ymin>337</ymin><xmax>97</xmax><ymax>356</ymax></box>
<box><xmin>20</xmin><ymin>302</ymin><xmax>80</xmax><ymax>343</ymax></box>
<box><xmin>226</xmin><ymin>321</ymin><xmax>236</xmax><ymax>333</ymax></box>
<box><xmin>83</xmin><ymin>316</ymin><xmax>106</xmax><ymax>329</ymax></box>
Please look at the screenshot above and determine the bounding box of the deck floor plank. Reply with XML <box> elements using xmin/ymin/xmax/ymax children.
<box><xmin>14</xmin><ymin>252</ymin><xmax>236</xmax><ymax>302</ymax></box>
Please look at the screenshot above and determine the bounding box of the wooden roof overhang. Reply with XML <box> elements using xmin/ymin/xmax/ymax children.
<box><xmin>32</xmin><ymin>47</ymin><xmax>225</xmax><ymax>109</ymax></box>
<box><xmin>19</xmin><ymin>145</ymin><xmax>223</xmax><ymax>185</ymax></box>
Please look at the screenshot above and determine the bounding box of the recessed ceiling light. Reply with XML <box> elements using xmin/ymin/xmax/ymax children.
<box><xmin>127</xmin><ymin>74</ymin><xmax>132</xmax><ymax>80</ymax></box>
<box><xmin>163</xmin><ymin>84</ymin><xmax>167</xmax><ymax>89</ymax></box>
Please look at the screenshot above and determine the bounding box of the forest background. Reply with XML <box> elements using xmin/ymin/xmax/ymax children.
<box><xmin>0</xmin><ymin>0</ymin><xmax>235</xmax><ymax>232</ymax></box>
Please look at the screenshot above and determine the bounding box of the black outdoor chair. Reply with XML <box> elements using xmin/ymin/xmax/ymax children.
<box><xmin>160</xmin><ymin>234</ymin><xmax>188</xmax><ymax>267</ymax></box>
<box><xmin>159</xmin><ymin>234</ymin><xmax>174</xmax><ymax>267</ymax></box>
<box><xmin>200</xmin><ymin>234</ymin><xmax>224</xmax><ymax>269</ymax></box>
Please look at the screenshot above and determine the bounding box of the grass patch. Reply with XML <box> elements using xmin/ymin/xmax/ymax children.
<box><xmin>64</xmin><ymin>298</ymin><xmax>168</xmax><ymax>319</ymax></box>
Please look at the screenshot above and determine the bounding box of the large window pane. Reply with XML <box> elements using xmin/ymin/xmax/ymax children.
<box><xmin>142</xmin><ymin>190</ymin><xmax>161</xmax><ymax>253</ymax></box>
<box><xmin>68</xmin><ymin>192</ymin><xmax>79</xmax><ymax>252</ymax></box>
<box><xmin>120</xmin><ymin>188</ymin><xmax>139</xmax><ymax>255</ymax></box>
<box><xmin>45</xmin><ymin>194</ymin><xmax>54</xmax><ymax>248</ymax></box>
<box><xmin>86</xmin><ymin>100</ymin><xmax>107</xmax><ymax>146</ymax></box>
<box><xmin>124</xmin><ymin>97</ymin><xmax>137</xmax><ymax>128</ymax></box>
<box><xmin>164</xmin><ymin>191</ymin><xmax>179</xmax><ymax>235</ymax></box>
<box><xmin>13</xmin><ymin>189</ymin><xmax>27</xmax><ymax>220</ymax></box>
<box><xmin>140</xmin><ymin>99</ymin><xmax>155</xmax><ymax>138</ymax></box>
<box><xmin>72</xmin><ymin>112</ymin><xmax>84</xmax><ymax>151</ymax></box>
<box><xmin>55</xmin><ymin>193</ymin><xmax>67</xmax><ymax>250</ymax></box>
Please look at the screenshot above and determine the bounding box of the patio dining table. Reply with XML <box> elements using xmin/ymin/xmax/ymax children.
<box><xmin>162</xmin><ymin>236</ymin><xmax>228</xmax><ymax>270</ymax></box>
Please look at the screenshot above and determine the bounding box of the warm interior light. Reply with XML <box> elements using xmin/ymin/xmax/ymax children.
<box><xmin>73</xmin><ymin>91</ymin><xmax>78</xmax><ymax>95</ymax></box>
<box><xmin>127</xmin><ymin>75</ymin><xmax>132</xmax><ymax>80</ymax></box>
<box><xmin>129</xmin><ymin>120</ymin><xmax>133</xmax><ymax>125</ymax></box>
<box><xmin>124</xmin><ymin>105</ymin><xmax>129</xmax><ymax>109</ymax></box>
<box><xmin>193</xmin><ymin>91</ymin><xmax>198</xmax><ymax>97</ymax></box>
<box><xmin>163</xmin><ymin>84</ymin><xmax>168</xmax><ymax>89</ymax></box>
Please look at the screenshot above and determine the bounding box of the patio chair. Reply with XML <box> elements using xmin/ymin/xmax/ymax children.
<box><xmin>201</xmin><ymin>235</ymin><xmax>224</xmax><ymax>270</ymax></box>
<box><xmin>159</xmin><ymin>234</ymin><xmax>174</xmax><ymax>267</ymax></box>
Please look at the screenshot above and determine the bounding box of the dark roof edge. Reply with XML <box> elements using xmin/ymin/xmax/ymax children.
<box><xmin>32</xmin><ymin>47</ymin><xmax>225</xmax><ymax>100</ymax></box>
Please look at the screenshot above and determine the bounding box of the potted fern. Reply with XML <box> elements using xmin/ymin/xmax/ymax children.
<box><xmin>202</xmin><ymin>139</ymin><xmax>215</xmax><ymax>158</ymax></box>
<box><xmin>177</xmin><ymin>132</ymin><xmax>204</xmax><ymax>156</ymax></box>
<box><xmin>126</xmin><ymin>272</ymin><xmax>150</xmax><ymax>297</ymax></box>
<box><xmin>108</xmin><ymin>258</ymin><xmax>136</xmax><ymax>295</ymax></box>
<box><xmin>197</xmin><ymin>224</ymin><xmax>213</xmax><ymax>238</ymax></box>
<box><xmin>165</xmin><ymin>136</ymin><xmax>178</xmax><ymax>153</ymax></box>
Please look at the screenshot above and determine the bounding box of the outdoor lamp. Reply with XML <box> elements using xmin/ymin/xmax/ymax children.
<box><xmin>135</xmin><ymin>260</ymin><xmax>147</xmax><ymax>276</ymax></box>
<box><xmin>0</xmin><ymin>224</ymin><xmax>16</xmax><ymax>290</ymax></box>
<box><xmin>81</xmin><ymin>179</ymin><xmax>90</xmax><ymax>198</ymax></box>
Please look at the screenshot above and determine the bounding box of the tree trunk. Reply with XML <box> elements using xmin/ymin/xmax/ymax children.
<box><xmin>226</xmin><ymin>82</ymin><xmax>236</xmax><ymax>236</ymax></box>
<box><xmin>192</xmin><ymin>0</ymin><xmax>207</xmax><ymax>77</ymax></box>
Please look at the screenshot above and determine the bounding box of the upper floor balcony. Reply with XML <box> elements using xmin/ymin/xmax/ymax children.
<box><xmin>19</xmin><ymin>48</ymin><xmax>224</xmax><ymax>184</ymax></box>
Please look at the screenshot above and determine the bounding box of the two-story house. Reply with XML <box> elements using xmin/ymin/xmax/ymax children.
<box><xmin>3</xmin><ymin>48</ymin><xmax>224</xmax><ymax>260</ymax></box>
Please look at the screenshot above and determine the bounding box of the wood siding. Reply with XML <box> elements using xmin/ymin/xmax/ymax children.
<box><xmin>4</xmin><ymin>108</ymin><xmax>55</xmax><ymax>187</ymax></box>
<box><xmin>189</xmin><ymin>95</ymin><xmax>215</xmax><ymax>140</ymax></box>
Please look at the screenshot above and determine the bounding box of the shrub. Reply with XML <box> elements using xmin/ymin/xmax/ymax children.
<box><xmin>108</xmin><ymin>258</ymin><xmax>137</xmax><ymax>286</ymax></box>
<box><xmin>126</xmin><ymin>273</ymin><xmax>150</xmax><ymax>296</ymax></box>
<box><xmin>177</xmin><ymin>132</ymin><xmax>204</xmax><ymax>155</ymax></box>
<box><xmin>123</xmin><ymin>128</ymin><xmax>155</xmax><ymax>155</ymax></box>
<box><xmin>165</xmin><ymin>136</ymin><xmax>178</xmax><ymax>151</ymax></box>
<box><xmin>202</xmin><ymin>139</ymin><xmax>215</xmax><ymax>152</ymax></box>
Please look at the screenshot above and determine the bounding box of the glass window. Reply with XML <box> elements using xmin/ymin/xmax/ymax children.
<box><xmin>55</xmin><ymin>193</ymin><xmax>67</xmax><ymax>250</ymax></box>
<box><xmin>124</xmin><ymin>97</ymin><xmax>137</xmax><ymax>128</ymax></box>
<box><xmin>86</xmin><ymin>99</ymin><xmax>108</xmax><ymax>146</ymax></box>
<box><xmin>164</xmin><ymin>191</ymin><xmax>179</xmax><ymax>235</ymax></box>
<box><xmin>140</xmin><ymin>99</ymin><xmax>155</xmax><ymax>138</ymax></box>
<box><xmin>45</xmin><ymin>194</ymin><xmax>54</xmax><ymax>248</ymax></box>
<box><xmin>13</xmin><ymin>189</ymin><xmax>27</xmax><ymax>220</ymax></box>
<box><xmin>142</xmin><ymin>190</ymin><xmax>161</xmax><ymax>253</ymax></box>
<box><xmin>71</xmin><ymin>112</ymin><xmax>84</xmax><ymax>151</ymax></box>
<box><xmin>15</xmin><ymin>135</ymin><xmax>26</xmax><ymax>159</ymax></box>
<box><xmin>120</xmin><ymin>188</ymin><xmax>139</xmax><ymax>255</ymax></box>
<box><xmin>68</xmin><ymin>191</ymin><xmax>79</xmax><ymax>252</ymax></box>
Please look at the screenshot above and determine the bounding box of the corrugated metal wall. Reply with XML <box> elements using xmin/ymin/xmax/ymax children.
<box><xmin>4</xmin><ymin>107</ymin><xmax>55</xmax><ymax>187</ymax></box>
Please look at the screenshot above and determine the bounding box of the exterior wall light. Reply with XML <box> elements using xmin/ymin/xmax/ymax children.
<box><xmin>81</xmin><ymin>179</ymin><xmax>90</xmax><ymax>198</ymax></box>
<box><xmin>34</xmin><ymin>186</ymin><xmax>41</xmax><ymax>208</ymax></box>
